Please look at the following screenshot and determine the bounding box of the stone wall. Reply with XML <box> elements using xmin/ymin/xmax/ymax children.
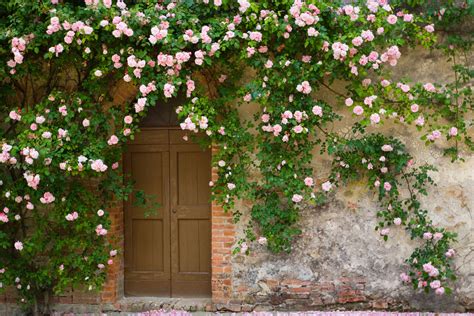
<box><xmin>223</xmin><ymin>46</ymin><xmax>474</xmax><ymax>312</ymax></box>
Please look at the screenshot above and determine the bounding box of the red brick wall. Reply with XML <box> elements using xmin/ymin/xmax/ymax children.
<box><xmin>210</xmin><ymin>146</ymin><xmax>235</xmax><ymax>305</ymax></box>
<box><xmin>100</xmin><ymin>203</ymin><xmax>124</xmax><ymax>304</ymax></box>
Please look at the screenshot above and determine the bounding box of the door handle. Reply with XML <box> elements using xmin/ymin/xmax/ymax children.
<box><xmin>172</xmin><ymin>208</ymin><xmax>177</xmax><ymax>214</ymax></box>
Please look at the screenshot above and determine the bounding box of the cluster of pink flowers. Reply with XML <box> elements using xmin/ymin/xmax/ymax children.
<box><xmin>423</xmin><ymin>231</ymin><xmax>444</xmax><ymax>241</ymax></box>
<box><xmin>296</xmin><ymin>81</ymin><xmax>312</xmax><ymax>94</ymax></box>
<box><xmin>249</xmin><ymin>31</ymin><xmax>263</xmax><ymax>42</ymax></box>
<box><xmin>65</xmin><ymin>212</ymin><xmax>79</xmax><ymax>221</ymax></box>
<box><xmin>163</xmin><ymin>83</ymin><xmax>176</xmax><ymax>98</ymax></box>
<box><xmin>40</xmin><ymin>192</ymin><xmax>55</xmax><ymax>204</ymax></box>
<box><xmin>139</xmin><ymin>82</ymin><xmax>157</xmax><ymax>96</ymax></box>
<box><xmin>180</xmin><ymin>117</ymin><xmax>197</xmax><ymax>132</ymax></box>
<box><xmin>46</xmin><ymin>17</ymin><xmax>62</xmax><ymax>35</ymax></box>
<box><xmin>23</xmin><ymin>172</ymin><xmax>40</xmax><ymax>190</ymax></box>
<box><xmin>427</xmin><ymin>130</ymin><xmax>441</xmax><ymax>141</ymax></box>
<box><xmin>107</xmin><ymin>135</ymin><xmax>119</xmax><ymax>146</ymax></box>
<box><xmin>126</xmin><ymin>55</ymin><xmax>147</xmax><ymax>78</ymax></box>
<box><xmin>7</xmin><ymin>36</ymin><xmax>30</xmax><ymax>74</ymax></box>
<box><xmin>149</xmin><ymin>22</ymin><xmax>169</xmax><ymax>44</ymax></box>
<box><xmin>95</xmin><ymin>224</ymin><xmax>108</xmax><ymax>236</ymax></box>
<box><xmin>238</xmin><ymin>0</ymin><xmax>251</xmax><ymax>13</ymax></box>
<box><xmin>20</xmin><ymin>147</ymin><xmax>39</xmax><ymax>165</ymax></box>
<box><xmin>331</xmin><ymin>42</ymin><xmax>349</xmax><ymax>60</ymax></box>
<box><xmin>366</xmin><ymin>0</ymin><xmax>391</xmax><ymax>13</ymax></box>
<box><xmin>111</xmin><ymin>16</ymin><xmax>134</xmax><ymax>38</ymax></box>
<box><xmin>381</xmin><ymin>45</ymin><xmax>401</xmax><ymax>66</ymax></box>
<box><xmin>294</xmin><ymin>10</ymin><xmax>320</xmax><ymax>27</ymax></box>
<box><xmin>134</xmin><ymin>97</ymin><xmax>147</xmax><ymax>113</ymax></box>
<box><xmin>340</xmin><ymin>5</ymin><xmax>361</xmax><ymax>21</ymax></box>
<box><xmin>0</xmin><ymin>143</ymin><xmax>15</xmax><ymax>164</ymax></box>
<box><xmin>90</xmin><ymin>159</ymin><xmax>108</xmax><ymax>172</ymax></box>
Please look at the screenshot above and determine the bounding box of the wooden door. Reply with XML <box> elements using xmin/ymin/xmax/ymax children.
<box><xmin>124</xmin><ymin>129</ymin><xmax>211</xmax><ymax>297</ymax></box>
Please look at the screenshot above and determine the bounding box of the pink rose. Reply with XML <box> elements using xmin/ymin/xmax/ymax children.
<box><xmin>381</xmin><ymin>144</ymin><xmax>393</xmax><ymax>152</ymax></box>
<box><xmin>14</xmin><ymin>241</ymin><xmax>23</xmax><ymax>251</ymax></box>
<box><xmin>370</xmin><ymin>113</ymin><xmax>381</xmax><ymax>124</ymax></box>
<box><xmin>321</xmin><ymin>181</ymin><xmax>332</xmax><ymax>192</ymax></box>
<box><xmin>381</xmin><ymin>80</ymin><xmax>390</xmax><ymax>87</ymax></box>
<box><xmin>387</xmin><ymin>15</ymin><xmax>398</xmax><ymax>25</ymax></box>
<box><xmin>352</xmin><ymin>36</ymin><xmax>363</xmax><ymax>47</ymax></box>
<box><xmin>40</xmin><ymin>192</ymin><xmax>56</xmax><ymax>204</ymax></box>
<box><xmin>353</xmin><ymin>106</ymin><xmax>364</xmax><ymax>115</ymax></box>
<box><xmin>400</xmin><ymin>272</ymin><xmax>410</xmax><ymax>283</ymax></box>
<box><xmin>124</xmin><ymin>115</ymin><xmax>133</xmax><ymax>124</ymax></box>
<box><xmin>433</xmin><ymin>232</ymin><xmax>443</xmax><ymax>241</ymax></box>
<box><xmin>292</xmin><ymin>125</ymin><xmax>303</xmax><ymax>134</ymax></box>
<box><xmin>380</xmin><ymin>228</ymin><xmax>390</xmax><ymax>236</ymax></box>
<box><xmin>449</xmin><ymin>127</ymin><xmax>458</xmax><ymax>137</ymax></box>
<box><xmin>292</xmin><ymin>194</ymin><xmax>303</xmax><ymax>203</ymax></box>
<box><xmin>430</xmin><ymin>280</ymin><xmax>441</xmax><ymax>289</ymax></box>
<box><xmin>423</xmin><ymin>232</ymin><xmax>433</xmax><ymax>240</ymax></box>
<box><xmin>308</xmin><ymin>27</ymin><xmax>319</xmax><ymax>37</ymax></box>
<box><xmin>304</xmin><ymin>177</ymin><xmax>314</xmax><ymax>186</ymax></box>
<box><xmin>445</xmin><ymin>248</ymin><xmax>455</xmax><ymax>258</ymax></box>
<box><xmin>312</xmin><ymin>106</ymin><xmax>323</xmax><ymax>117</ymax></box>
<box><xmin>273</xmin><ymin>124</ymin><xmax>282</xmax><ymax>136</ymax></box>
<box><xmin>435</xmin><ymin>287</ymin><xmax>445</xmax><ymax>295</ymax></box>
<box><xmin>423</xmin><ymin>83</ymin><xmax>436</xmax><ymax>92</ymax></box>
<box><xmin>294</xmin><ymin>111</ymin><xmax>303</xmax><ymax>122</ymax></box>
<box><xmin>425</xmin><ymin>24</ymin><xmax>435</xmax><ymax>33</ymax></box>
<box><xmin>258</xmin><ymin>236</ymin><xmax>267</xmax><ymax>245</ymax></box>
<box><xmin>107</xmin><ymin>135</ymin><xmax>119</xmax><ymax>145</ymax></box>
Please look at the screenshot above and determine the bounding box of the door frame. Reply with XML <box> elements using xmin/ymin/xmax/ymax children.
<box><xmin>121</xmin><ymin>127</ymin><xmax>226</xmax><ymax>299</ymax></box>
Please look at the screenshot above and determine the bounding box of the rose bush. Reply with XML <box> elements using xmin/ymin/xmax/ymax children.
<box><xmin>0</xmin><ymin>0</ymin><xmax>472</xmax><ymax>312</ymax></box>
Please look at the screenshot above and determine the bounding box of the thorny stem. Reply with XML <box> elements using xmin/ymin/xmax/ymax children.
<box><xmin>452</xmin><ymin>51</ymin><xmax>460</xmax><ymax>154</ymax></box>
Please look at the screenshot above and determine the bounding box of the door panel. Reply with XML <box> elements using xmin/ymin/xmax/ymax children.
<box><xmin>124</xmin><ymin>129</ymin><xmax>211</xmax><ymax>298</ymax></box>
<box><xmin>132</xmin><ymin>219</ymin><xmax>164</xmax><ymax>271</ymax></box>
<box><xmin>124</xmin><ymin>136</ymin><xmax>171</xmax><ymax>297</ymax></box>
<box><xmin>170</xmin><ymin>144</ymin><xmax>212</xmax><ymax>297</ymax></box>
<box><xmin>178</xmin><ymin>219</ymin><xmax>211</xmax><ymax>273</ymax></box>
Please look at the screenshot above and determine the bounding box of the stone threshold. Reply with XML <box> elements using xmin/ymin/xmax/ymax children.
<box><xmin>114</xmin><ymin>297</ymin><xmax>212</xmax><ymax>313</ymax></box>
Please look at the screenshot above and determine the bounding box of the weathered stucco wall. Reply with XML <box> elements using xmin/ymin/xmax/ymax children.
<box><xmin>227</xmin><ymin>47</ymin><xmax>474</xmax><ymax>312</ymax></box>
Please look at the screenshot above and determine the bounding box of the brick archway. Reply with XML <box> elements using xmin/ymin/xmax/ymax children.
<box><xmin>96</xmin><ymin>82</ymin><xmax>234</xmax><ymax>306</ymax></box>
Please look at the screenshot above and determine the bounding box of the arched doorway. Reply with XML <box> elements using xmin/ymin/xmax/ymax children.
<box><xmin>123</xmin><ymin>98</ymin><xmax>212</xmax><ymax>297</ymax></box>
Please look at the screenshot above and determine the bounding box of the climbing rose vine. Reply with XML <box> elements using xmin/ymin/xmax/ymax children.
<box><xmin>0</xmin><ymin>0</ymin><xmax>472</xmax><ymax>311</ymax></box>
